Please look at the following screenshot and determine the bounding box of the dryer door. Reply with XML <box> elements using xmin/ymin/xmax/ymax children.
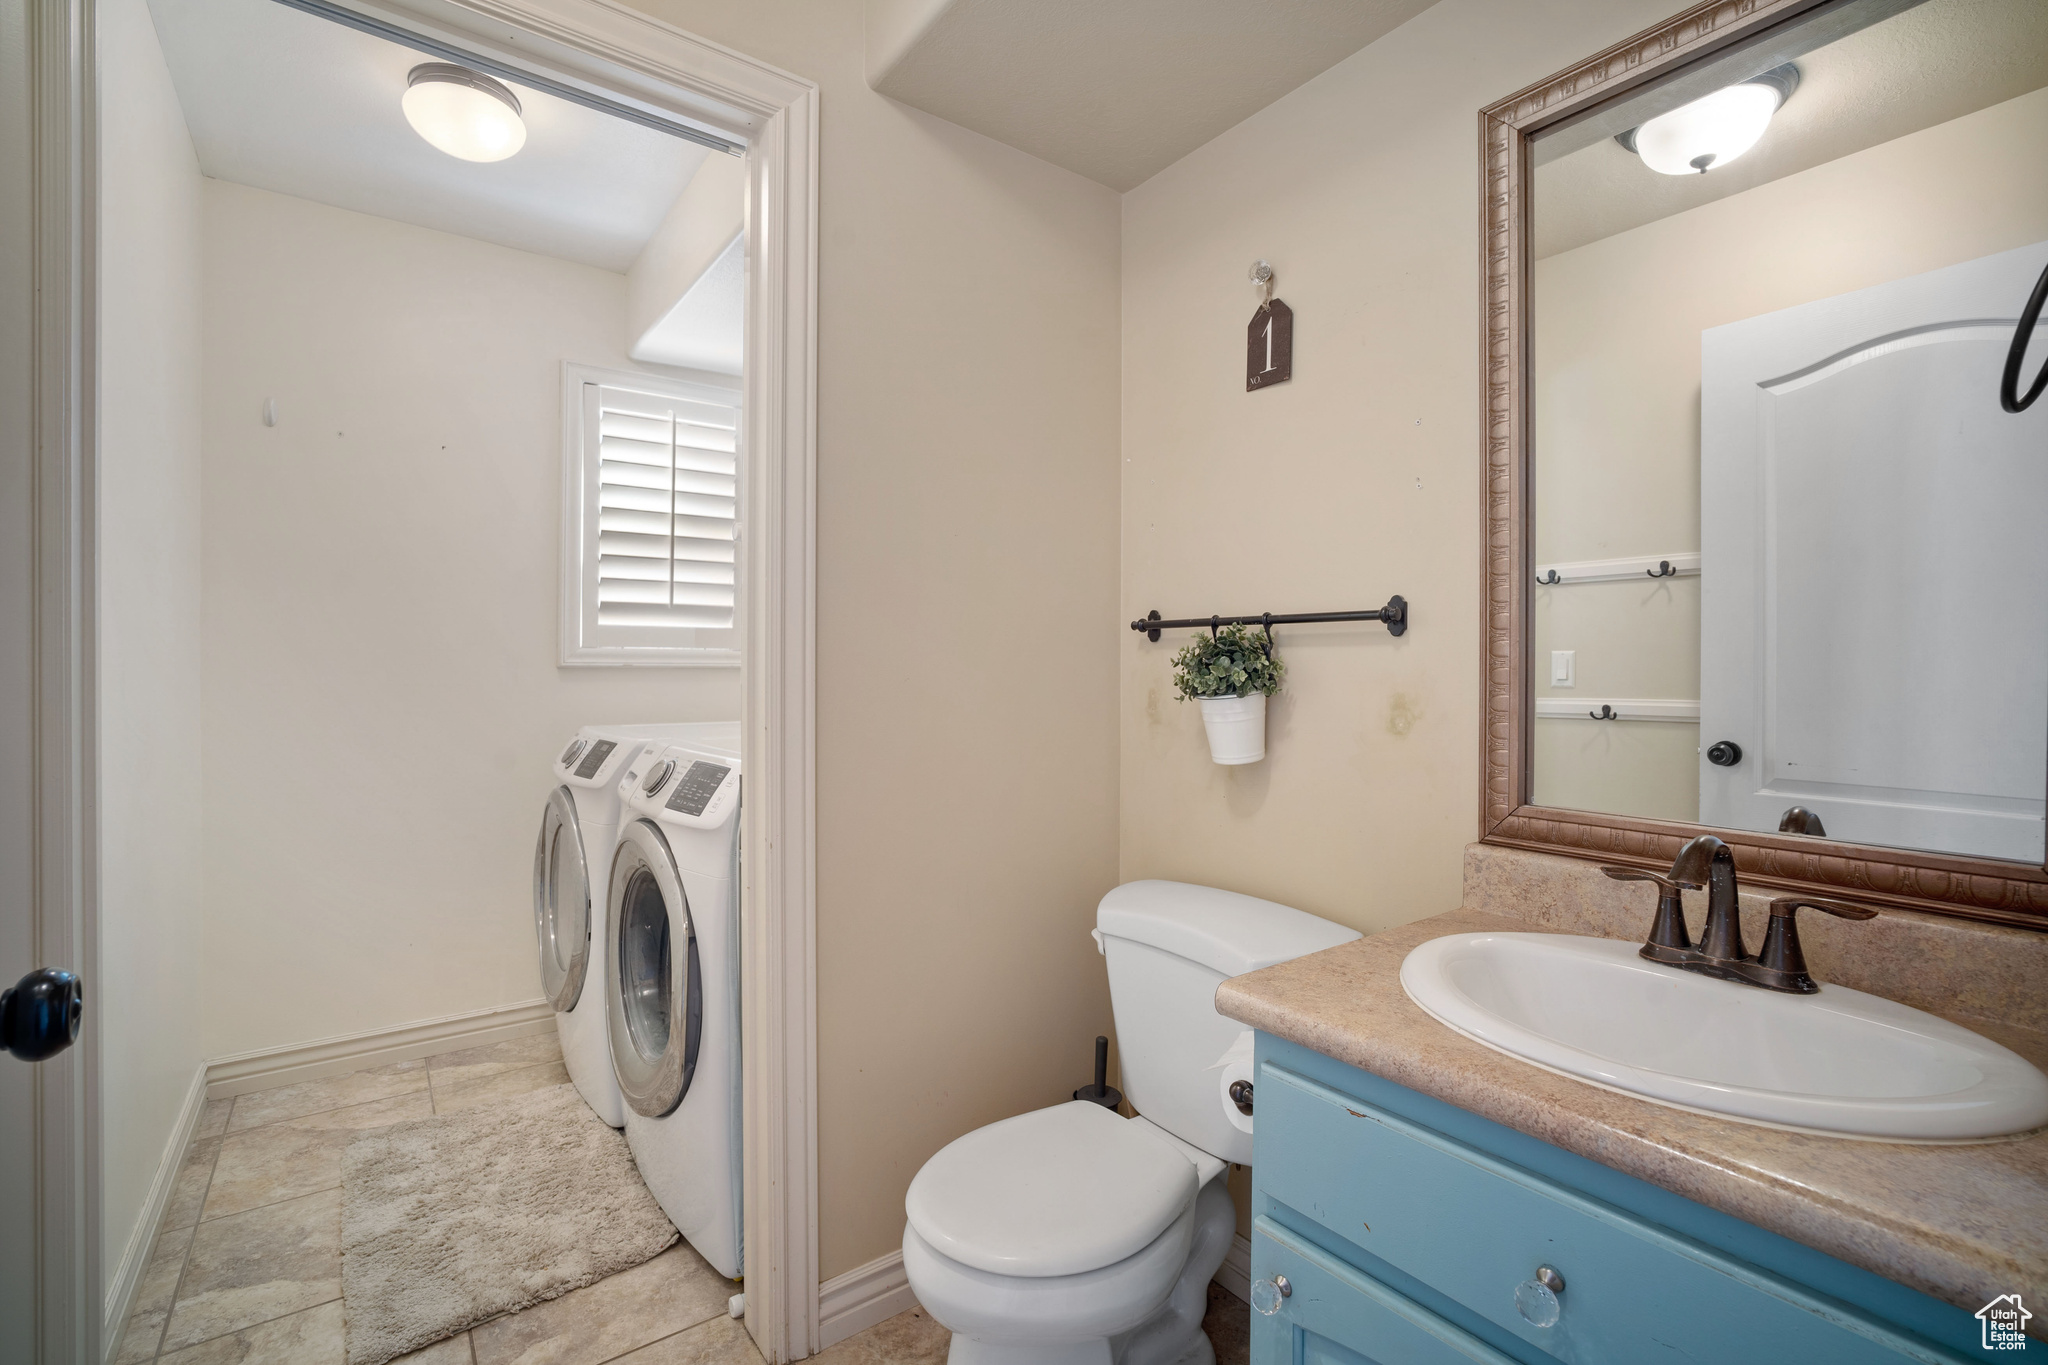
<box><xmin>533</xmin><ymin>786</ymin><xmax>592</xmax><ymax>1012</ymax></box>
<box><xmin>607</xmin><ymin>819</ymin><xmax>703</xmax><ymax>1117</ymax></box>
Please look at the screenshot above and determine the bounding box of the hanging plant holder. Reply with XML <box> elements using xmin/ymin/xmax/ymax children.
<box><xmin>1169</xmin><ymin>622</ymin><xmax>1286</xmax><ymax>766</ymax></box>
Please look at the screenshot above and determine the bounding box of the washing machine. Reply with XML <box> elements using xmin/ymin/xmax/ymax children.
<box><xmin>534</xmin><ymin>723</ymin><xmax>737</xmax><ymax>1127</ymax></box>
<box><xmin>607</xmin><ymin>731</ymin><xmax>744</xmax><ymax>1278</ymax></box>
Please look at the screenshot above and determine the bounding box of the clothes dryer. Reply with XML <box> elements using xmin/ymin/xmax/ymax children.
<box><xmin>535</xmin><ymin>723</ymin><xmax>737</xmax><ymax>1127</ymax></box>
<box><xmin>607</xmin><ymin>731</ymin><xmax>743</xmax><ymax>1278</ymax></box>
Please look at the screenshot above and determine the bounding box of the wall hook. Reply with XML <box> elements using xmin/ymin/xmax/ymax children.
<box><xmin>1646</xmin><ymin>561</ymin><xmax>1677</xmax><ymax>578</ymax></box>
<box><xmin>1589</xmin><ymin>704</ymin><xmax>1619</xmax><ymax>720</ymax></box>
<box><xmin>1210</xmin><ymin>615</ymin><xmax>1220</xmax><ymax>639</ymax></box>
<box><xmin>1536</xmin><ymin>569</ymin><xmax>1562</xmax><ymax>585</ymax></box>
<box><xmin>1249</xmin><ymin>260</ymin><xmax>1274</xmax><ymax>309</ymax></box>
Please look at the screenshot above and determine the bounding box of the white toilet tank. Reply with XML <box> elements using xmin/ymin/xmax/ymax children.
<box><xmin>1097</xmin><ymin>880</ymin><xmax>1361</xmax><ymax>1165</ymax></box>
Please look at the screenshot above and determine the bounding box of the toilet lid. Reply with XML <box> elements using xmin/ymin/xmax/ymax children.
<box><xmin>905</xmin><ymin>1101</ymin><xmax>1197</xmax><ymax>1278</ymax></box>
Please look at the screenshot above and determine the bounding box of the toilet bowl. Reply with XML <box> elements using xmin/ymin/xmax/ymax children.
<box><xmin>900</xmin><ymin>881</ymin><xmax>1361</xmax><ymax>1364</ymax></box>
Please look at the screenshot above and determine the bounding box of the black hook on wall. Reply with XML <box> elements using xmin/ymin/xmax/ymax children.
<box><xmin>1536</xmin><ymin>569</ymin><xmax>1562</xmax><ymax>585</ymax></box>
<box><xmin>2002</xmin><ymin>258</ymin><xmax>2048</xmax><ymax>414</ymax></box>
<box><xmin>1589</xmin><ymin>704</ymin><xmax>1619</xmax><ymax>720</ymax></box>
<box><xmin>1646</xmin><ymin>561</ymin><xmax>1678</xmax><ymax>579</ymax></box>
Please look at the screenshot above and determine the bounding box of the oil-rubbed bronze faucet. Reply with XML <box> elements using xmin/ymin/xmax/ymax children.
<box><xmin>1602</xmin><ymin>834</ymin><xmax>1877</xmax><ymax>994</ymax></box>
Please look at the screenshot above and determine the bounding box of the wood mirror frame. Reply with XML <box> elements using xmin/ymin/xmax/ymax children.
<box><xmin>1477</xmin><ymin>0</ymin><xmax>2048</xmax><ymax>931</ymax></box>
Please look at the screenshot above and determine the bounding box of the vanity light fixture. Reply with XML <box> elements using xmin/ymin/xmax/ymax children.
<box><xmin>401</xmin><ymin>63</ymin><xmax>526</xmax><ymax>162</ymax></box>
<box><xmin>1618</xmin><ymin>64</ymin><xmax>1798</xmax><ymax>175</ymax></box>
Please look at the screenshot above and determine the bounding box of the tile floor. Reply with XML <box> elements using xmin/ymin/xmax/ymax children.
<box><xmin>115</xmin><ymin>1031</ymin><xmax>1253</xmax><ymax>1365</ymax></box>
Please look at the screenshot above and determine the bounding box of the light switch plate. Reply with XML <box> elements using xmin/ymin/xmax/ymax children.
<box><xmin>1551</xmin><ymin>650</ymin><xmax>1575</xmax><ymax>687</ymax></box>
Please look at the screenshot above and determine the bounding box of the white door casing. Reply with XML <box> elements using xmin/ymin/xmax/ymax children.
<box><xmin>1700</xmin><ymin>241</ymin><xmax>2048</xmax><ymax>864</ymax></box>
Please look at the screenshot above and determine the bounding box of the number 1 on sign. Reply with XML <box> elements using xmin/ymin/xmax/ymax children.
<box><xmin>1247</xmin><ymin>299</ymin><xmax>1293</xmax><ymax>390</ymax></box>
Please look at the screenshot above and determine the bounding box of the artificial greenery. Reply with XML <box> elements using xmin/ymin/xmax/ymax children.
<box><xmin>1170</xmin><ymin>622</ymin><xmax>1286</xmax><ymax>701</ymax></box>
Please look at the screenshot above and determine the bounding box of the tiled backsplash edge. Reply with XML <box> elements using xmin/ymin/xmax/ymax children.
<box><xmin>1464</xmin><ymin>843</ymin><xmax>2048</xmax><ymax>1034</ymax></box>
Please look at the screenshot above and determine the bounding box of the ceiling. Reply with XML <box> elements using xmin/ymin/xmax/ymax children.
<box><xmin>147</xmin><ymin>0</ymin><xmax>710</xmax><ymax>271</ymax></box>
<box><xmin>1533</xmin><ymin>0</ymin><xmax>2048</xmax><ymax>259</ymax></box>
<box><xmin>867</xmin><ymin>0</ymin><xmax>1438</xmax><ymax>193</ymax></box>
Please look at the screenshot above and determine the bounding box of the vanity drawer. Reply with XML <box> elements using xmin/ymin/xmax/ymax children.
<box><xmin>1257</xmin><ymin>1062</ymin><xmax>1958</xmax><ymax>1365</ymax></box>
<box><xmin>1250</xmin><ymin>1216</ymin><xmax>1518</xmax><ymax>1365</ymax></box>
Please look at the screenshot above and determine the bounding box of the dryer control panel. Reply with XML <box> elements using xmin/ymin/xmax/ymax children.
<box><xmin>621</xmin><ymin>749</ymin><xmax>739</xmax><ymax>829</ymax></box>
<box><xmin>664</xmin><ymin>762</ymin><xmax>732</xmax><ymax>819</ymax></box>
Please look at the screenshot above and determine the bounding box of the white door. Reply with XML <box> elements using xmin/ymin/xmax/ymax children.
<box><xmin>4</xmin><ymin>2</ymin><xmax>95</xmax><ymax>1356</ymax></box>
<box><xmin>2</xmin><ymin>0</ymin><xmax>46</xmax><ymax>1353</ymax></box>
<box><xmin>1700</xmin><ymin>241</ymin><xmax>2048</xmax><ymax>863</ymax></box>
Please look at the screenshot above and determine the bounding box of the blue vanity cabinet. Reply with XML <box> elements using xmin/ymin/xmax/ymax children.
<box><xmin>1247</xmin><ymin>1033</ymin><xmax>2020</xmax><ymax>1364</ymax></box>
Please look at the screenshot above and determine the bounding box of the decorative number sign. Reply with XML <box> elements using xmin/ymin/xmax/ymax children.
<box><xmin>1248</xmin><ymin>299</ymin><xmax>1293</xmax><ymax>390</ymax></box>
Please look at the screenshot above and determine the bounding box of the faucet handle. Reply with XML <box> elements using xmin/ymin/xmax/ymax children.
<box><xmin>1600</xmin><ymin>866</ymin><xmax>1683</xmax><ymax>891</ymax></box>
<box><xmin>1755</xmin><ymin>896</ymin><xmax>1879</xmax><ymax>993</ymax></box>
<box><xmin>1601</xmin><ymin>866</ymin><xmax>1691</xmax><ymax>954</ymax></box>
<box><xmin>1768</xmin><ymin>896</ymin><xmax>1878</xmax><ymax>922</ymax></box>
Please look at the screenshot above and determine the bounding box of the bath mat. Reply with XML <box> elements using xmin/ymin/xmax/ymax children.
<box><xmin>340</xmin><ymin>1082</ymin><xmax>677</xmax><ymax>1365</ymax></box>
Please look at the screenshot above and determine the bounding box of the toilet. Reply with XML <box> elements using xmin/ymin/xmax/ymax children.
<box><xmin>901</xmin><ymin>880</ymin><xmax>1361</xmax><ymax>1365</ymax></box>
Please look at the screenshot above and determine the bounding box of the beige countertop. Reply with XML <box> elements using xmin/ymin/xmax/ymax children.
<box><xmin>1215</xmin><ymin>904</ymin><xmax>2048</xmax><ymax>1327</ymax></box>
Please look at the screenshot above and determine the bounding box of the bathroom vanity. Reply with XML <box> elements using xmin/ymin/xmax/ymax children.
<box><xmin>1216</xmin><ymin>851</ymin><xmax>2048</xmax><ymax>1363</ymax></box>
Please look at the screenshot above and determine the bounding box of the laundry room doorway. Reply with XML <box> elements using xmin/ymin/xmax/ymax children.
<box><xmin>12</xmin><ymin>0</ymin><xmax>821</xmax><ymax>1358</ymax></box>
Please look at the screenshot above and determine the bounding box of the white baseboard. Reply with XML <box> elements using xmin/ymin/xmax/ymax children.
<box><xmin>204</xmin><ymin>998</ymin><xmax>555</xmax><ymax>1099</ymax></box>
<box><xmin>1215</xmin><ymin>1233</ymin><xmax>1252</xmax><ymax>1305</ymax></box>
<box><xmin>819</xmin><ymin>1249</ymin><xmax>919</xmax><ymax>1349</ymax></box>
<box><xmin>103</xmin><ymin>1063</ymin><xmax>208</xmax><ymax>1361</ymax></box>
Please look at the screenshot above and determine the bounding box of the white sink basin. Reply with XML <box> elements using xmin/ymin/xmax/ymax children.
<box><xmin>1399</xmin><ymin>932</ymin><xmax>2048</xmax><ymax>1142</ymax></box>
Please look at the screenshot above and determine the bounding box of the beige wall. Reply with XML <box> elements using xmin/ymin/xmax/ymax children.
<box><xmin>1117</xmin><ymin>0</ymin><xmax>1681</xmax><ymax>935</ymax></box>
<box><xmin>1531</xmin><ymin>85</ymin><xmax>2048</xmax><ymax>821</ymax></box>
<box><xmin>199</xmin><ymin>182</ymin><xmax>741</xmax><ymax>1061</ymax></box>
<box><xmin>98</xmin><ymin>0</ymin><xmax>207</xmax><ymax>1302</ymax></box>
<box><xmin>616</xmin><ymin>0</ymin><xmax>1126</xmax><ymax>1281</ymax></box>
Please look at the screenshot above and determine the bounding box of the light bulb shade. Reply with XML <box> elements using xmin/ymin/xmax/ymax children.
<box><xmin>1630</xmin><ymin>79</ymin><xmax>1782</xmax><ymax>176</ymax></box>
<box><xmin>402</xmin><ymin>64</ymin><xmax>526</xmax><ymax>162</ymax></box>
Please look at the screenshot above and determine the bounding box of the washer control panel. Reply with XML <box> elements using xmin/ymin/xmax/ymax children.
<box><xmin>572</xmin><ymin>738</ymin><xmax>618</xmax><ymax>779</ymax></box>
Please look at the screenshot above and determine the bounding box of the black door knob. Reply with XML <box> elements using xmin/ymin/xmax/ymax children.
<box><xmin>2</xmin><ymin>968</ymin><xmax>83</xmax><ymax>1062</ymax></box>
<box><xmin>1706</xmin><ymin>741</ymin><xmax>1743</xmax><ymax>768</ymax></box>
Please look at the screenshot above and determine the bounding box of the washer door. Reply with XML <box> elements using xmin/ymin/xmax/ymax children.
<box><xmin>532</xmin><ymin>786</ymin><xmax>591</xmax><ymax>1012</ymax></box>
<box><xmin>606</xmin><ymin>819</ymin><xmax>703</xmax><ymax>1117</ymax></box>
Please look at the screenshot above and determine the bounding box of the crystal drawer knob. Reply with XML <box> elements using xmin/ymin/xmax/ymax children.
<box><xmin>1250</xmin><ymin>1274</ymin><xmax>1292</xmax><ymax>1316</ymax></box>
<box><xmin>1514</xmin><ymin>1265</ymin><xmax>1565</xmax><ymax>1328</ymax></box>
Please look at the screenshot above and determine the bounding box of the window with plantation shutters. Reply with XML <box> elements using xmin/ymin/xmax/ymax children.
<box><xmin>561</xmin><ymin>364</ymin><xmax>741</xmax><ymax>665</ymax></box>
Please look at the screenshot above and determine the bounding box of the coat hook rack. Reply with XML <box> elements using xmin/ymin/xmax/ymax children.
<box><xmin>1130</xmin><ymin>595</ymin><xmax>1407</xmax><ymax>642</ymax></box>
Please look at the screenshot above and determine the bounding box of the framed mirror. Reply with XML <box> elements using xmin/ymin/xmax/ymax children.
<box><xmin>1479</xmin><ymin>0</ymin><xmax>2048</xmax><ymax>927</ymax></box>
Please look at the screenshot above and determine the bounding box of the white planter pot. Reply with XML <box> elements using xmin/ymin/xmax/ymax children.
<box><xmin>1198</xmin><ymin>693</ymin><xmax>1267</xmax><ymax>765</ymax></box>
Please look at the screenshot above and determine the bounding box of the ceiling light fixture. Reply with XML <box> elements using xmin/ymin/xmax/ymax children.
<box><xmin>1618</xmin><ymin>64</ymin><xmax>1798</xmax><ymax>175</ymax></box>
<box><xmin>402</xmin><ymin>63</ymin><xmax>526</xmax><ymax>163</ymax></box>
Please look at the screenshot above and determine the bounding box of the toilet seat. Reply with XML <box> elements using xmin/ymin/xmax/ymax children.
<box><xmin>906</xmin><ymin>1101</ymin><xmax>1198</xmax><ymax>1279</ymax></box>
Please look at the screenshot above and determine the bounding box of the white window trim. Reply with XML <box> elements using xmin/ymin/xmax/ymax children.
<box><xmin>560</xmin><ymin>360</ymin><xmax>744</xmax><ymax>667</ymax></box>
